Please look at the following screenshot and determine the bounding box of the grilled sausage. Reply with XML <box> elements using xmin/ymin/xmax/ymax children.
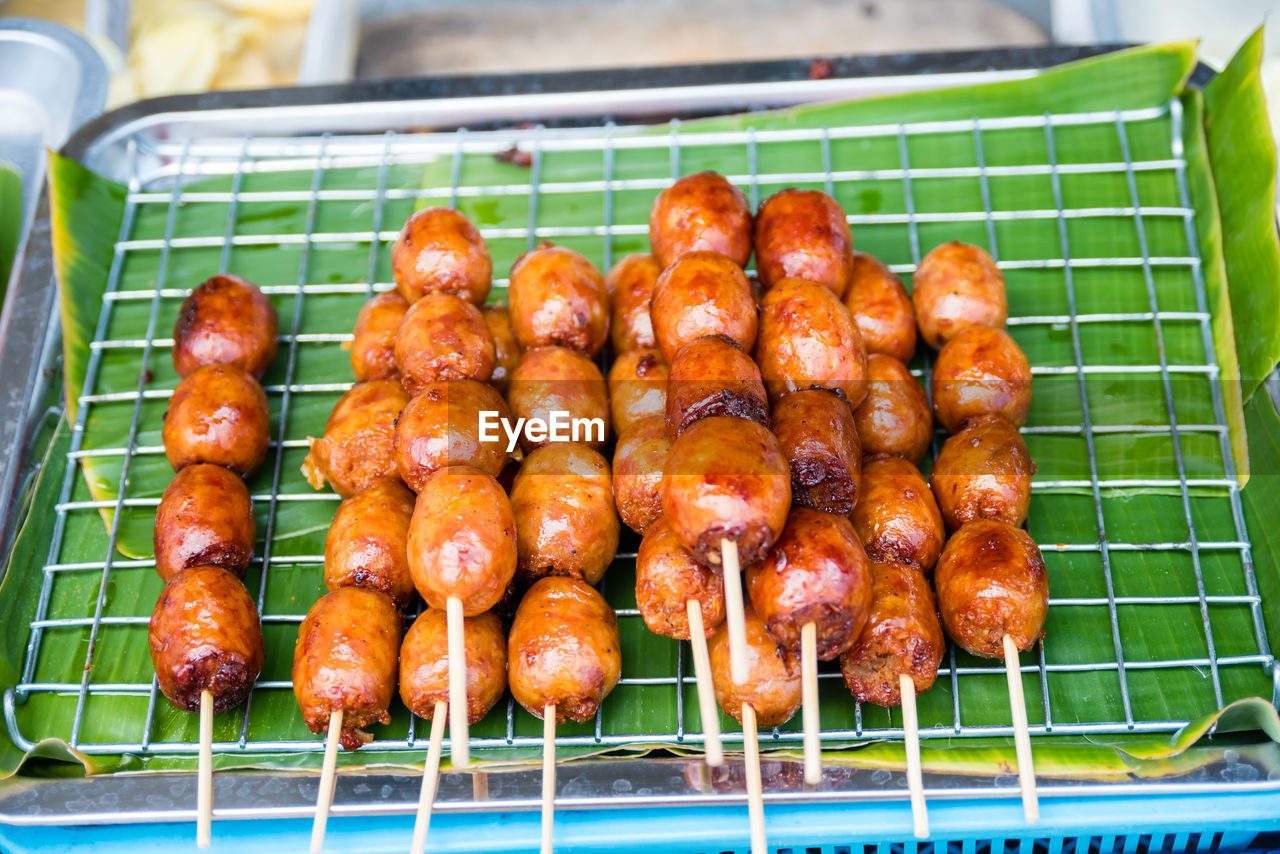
<box><xmin>393</xmin><ymin>378</ymin><xmax>510</xmax><ymax>490</ymax></box>
<box><xmin>324</xmin><ymin>480</ymin><xmax>416</xmax><ymax>610</ymax></box>
<box><xmin>482</xmin><ymin>303</ymin><xmax>522</xmax><ymax>394</ymax></box>
<box><xmin>172</xmin><ymin>274</ymin><xmax>278</xmax><ymax>380</ymax></box>
<box><xmin>163</xmin><ymin>364</ymin><xmax>270</xmax><ymax>476</ymax></box>
<box><xmin>930</xmin><ymin>414</ymin><xmax>1034</xmax><ymax>532</ymax></box>
<box><xmin>840</xmin><ymin>560</ymin><xmax>944</xmax><ymax>707</ymax></box>
<box><xmin>648</xmin><ymin>171</ymin><xmax>753</xmax><ymax>269</ymax></box>
<box><xmin>302</xmin><ymin>378</ymin><xmax>409</xmax><ymax>496</ymax></box>
<box><xmin>608</xmin><ymin>347</ymin><xmax>669</xmax><ymax>437</ymax></box>
<box><xmin>511</xmin><ymin>444</ymin><xmax>619</xmax><ymax>585</ymax></box>
<box><xmin>150</xmin><ymin>565</ymin><xmax>264</xmax><ymax>713</ymax></box>
<box><xmin>934</xmin><ymin>518</ymin><xmax>1048</xmax><ymax>658</ymax></box>
<box><xmin>708</xmin><ymin>601</ymin><xmax>801</xmax><ymax>727</ymax></box>
<box><xmin>756</xmin><ymin>277</ymin><xmax>868</xmax><ymax>407</ymax></box>
<box><xmin>662</xmin><ymin>416</ymin><xmax>791</xmax><ymax>568</ymax></box>
<box><xmin>772</xmin><ymin>388</ymin><xmax>861</xmax><ymax>515</ymax></box>
<box><xmin>852</xmin><ymin>454</ymin><xmax>945</xmax><ymax>573</ymax></box>
<box><xmin>753</xmin><ymin>189</ymin><xmax>854</xmax><ymax>297</ymax></box>
<box><xmin>745</xmin><ymin>508</ymin><xmax>872</xmax><ymax>661</ymax></box>
<box><xmin>843</xmin><ymin>251</ymin><xmax>916</xmax><ymax>363</ymax></box>
<box><xmin>507</xmin><ymin>346</ymin><xmax>609</xmax><ymax>453</ymax></box>
<box><xmin>853</xmin><ymin>354</ymin><xmax>932</xmax><ymax>463</ymax></box>
<box><xmin>292</xmin><ymin>586</ymin><xmax>402</xmax><ymax>750</ymax></box>
<box><xmin>612</xmin><ymin>413</ymin><xmax>672</xmax><ymax>536</ymax></box>
<box><xmin>394</xmin><ymin>291</ymin><xmax>496</xmax><ymax>395</ymax></box>
<box><xmin>931</xmin><ymin>325</ymin><xmax>1031</xmax><ymax>433</ymax></box>
<box><xmin>508</xmin><ymin>576</ymin><xmax>621</xmax><ymax>723</ymax></box>
<box><xmin>400</xmin><ymin>609</ymin><xmax>508</xmax><ymax>725</ymax></box>
<box><xmin>666</xmin><ymin>334</ymin><xmax>768</xmax><ymax>438</ymax></box>
<box><xmin>153</xmin><ymin>463</ymin><xmax>255</xmax><ymax>582</ymax></box>
<box><xmin>607</xmin><ymin>254</ymin><xmax>661</xmax><ymax>354</ymax></box>
<box><xmin>349</xmin><ymin>290</ymin><xmax>409</xmax><ymax>382</ymax></box>
<box><xmin>650</xmin><ymin>251</ymin><xmax>757</xmax><ymax>364</ymax></box>
<box><xmin>912</xmin><ymin>241</ymin><xmax>1007</xmax><ymax>350</ymax></box>
<box><xmin>635</xmin><ymin>518</ymin><xmax>726</xmax><ymax>640</ymax></box>
<box><xmin>507</xmin><ymin>242</ymin><xmax>609</xmax><ymax>357</ymax></box>
<box><xmin>392</xmin><ymin>207</ymin><xmax>492</xmax><ymax>305</ymax></box>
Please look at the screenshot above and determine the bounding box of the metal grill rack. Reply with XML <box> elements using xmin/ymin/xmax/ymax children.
<box><xmin>5</xmin><ymin>94</ymin><xmax>1276</xmax><ymax>762</ymax></box>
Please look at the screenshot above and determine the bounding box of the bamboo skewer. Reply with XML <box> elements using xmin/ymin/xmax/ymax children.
<box><xmin>541</xmin><ymin>703</ymin><xmax>556</xmax><ymax>854</ymax></box>
<box><xmin>800</xmin><ymin>622</ymin><xmax>821</xmax><ymax>785</ymax></box>
<box><xmin>720</xmin><ymin>539</ymin><xmax>749</xmax><ymax>684</ymax></box>
<box><xmin>197</xmin><ymin>689</ymin><xmax>213</xmax><ymax>849</ymax></box>
<box><xmin>1003</xmin><ymin>633</ymin><xmax>1039</xmax><ymax>823</ymax></box>
<box><xmin>740</xmin><ymin>702</ymin><xmax>766</xmax><ymax>854</ymax></box>
<box><xmin>899</xmin><ymin>674</ymin><xmax>928</xmax><ymax>838</ymax></box>
<box><xmin>446</xmin><ymin>596</ymin><xmax>470</xmax><ymax>769</ymax></box>
<box><xmin>410</xmin><ymin>700</ymin><xmax>448</xmax><ymax>854</ymax></box>
<box><xmin>686</xmin><ymin>600</ymin><xmax>724</xmax><ymax>766</ymax></box>
<box><xmin>310</xmin><ymin>709</ymin><xmax>343</xmax><ymax>854</ymax></box>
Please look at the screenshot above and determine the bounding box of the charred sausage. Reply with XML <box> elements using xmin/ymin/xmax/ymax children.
<box><xmin>708</xmin><ymin>601</ymin><xmax>801</xmax><ymax>727</ymax></box>
<box><xmin>852</xmin><ymin>353</ymin><xmax>932</xmax><ymax>463</ymax></box>
<box><xmin>843</xmin><ymin>251</ymin><xmax>916</xmax><ymax>363</ymax></box>
<box><xmin>929</xmin><ymin>413</ymin><xmax>1034</xmax><ymax>531</ymax></box>
<box><xmin>349</xmin><ymin>290</ymin><xmax>409</xmax><ymax>382</ymax></box>
<box><xmin>753</xmin><ymin>189</ymin><xmax>854</xmax><ymax>297</ymax></box>
<box><xmin>163</xmin><ymin>364</ymin><xmax>270</xmax><ymax>476</ymax></box>
<box><xmin>612</xmin><ymin>413</ymin><xmax>672</xmax><ymax>536</ymax></box>
<box><xmin>302</xmin><ymin>378</ymin><xmax>408</xmax><ymax>496</ymax></box>
<box><xmin>394</xmin><ymin>291</ymin><xmax>495</xmax><ymax>395</ymax></box>
<box><xmin>608</xmin><ymin>347</ymin><xmax>669</xmax><ymax>437</ymax></box>
<box><xmin>607</xmin><ymin>254</ymin><xmax>661</xmax><ymax>354</ymax></box>
<box><xmin>153</xmin><ymin>463</ymin><xmax>255</xmax><ymax>582</ymax></box>
<box><xmin>772</xmin><ymin>388</ymin><xmax>861</xmax><ymax>515</ymax></box>
<box><xmin>324</xmin><ymin>480</ymin><xmax>417</xmax><ymax>611</ymax></box>
<box><xmin>393</xmin><ymin>378</ymin><xmax>510</xmax><ymax>490</ymax></box>
<box><xmin>650</xmin><ymin>251</ymin><xmax>757</xmax><ymax>364</ymax></box>
<box><xmin>666</xmin><ymin>334</ymin><xmax>768</xmax><ymax>437</ymax></box>
<box><xmin>851</xmin><ymin>454</ymin><xmax>945</xmax><ymax>573</ymax></box>
<box><xmin>400</xmin><ymin>609</ymin><xmax>508</xmax><ymax>725</ymax></box>
<box><xmin>912</xmin><ymin>241</ymin><xmax>1007</xmax><ymax>350</ymax></box>
<box><xmin>756</xmin><ymin>277</ymin><xmax>868</xmax><ymax>407</ymax></box>
<box><xmin>648</xmin><ymin>171</ymin><xmax>753</xmax><ymax>269</ymax></box>
<box><xmin>930</xmin><ymin>325</ymin><xmax>1031</xmax><ymax>433</ymax></box>
<box><xmin>173</xmin><ymin>274</ymin><xmax>278</xmax><ymax>380</ymax></box>
<box><xmin>507</xmin><ymin>346</ymin><xmax>609</xmax><ymax>453</ymax></box>
<box><xmin>482</xmin><ymin>303</ymin><xmax>522</xmax><ymax>394</ymax></box>
<box><xmin>635</xmin><ymin>518</ymin><xmax>726</xmax><ymax>640</ymax></box>
<box><xmin>392</xmin><ymin>207</ymin><xmax>492</xmax><ymax>305</ymax></box>
<box><xmin>507</xmin><ymin>242</ymin><xmax>609</xmax><ymax>357</ymax></box>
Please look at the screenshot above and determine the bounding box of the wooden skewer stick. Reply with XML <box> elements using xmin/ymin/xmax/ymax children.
<box><xmin>686</xmin><ymin>599</ymin><xmax>723</xmax><ymax>766</ymax></box>
<box><xmin>310</xmin><ymin>709</ymin><xmax>343</xmax><ymax>854</ymax></box>
<box><xmin>899</xmin><ymin>673</ymin><xmax>928</xmax><ymax>839</ymax></box>
<box><xmin>1003</xmin><ymin>633</ymin><xmax>1040</xmax><ymax>824</ymax></box>
<box><xmin>800</xmin><ymin>622</ymin><xmax>821</xmax><ymax>785</ymax></box>
<box><xmin>541</xmin><ymin>703</ymin><xmax>556</xmax><ymax>854</ymax></box>
<box><xmin>446</xmin><ymin>596</ymin><xmax>470</xmax><ymax>769</ymax></box>
<box><xmin>741</xmin><ymin>702</ymin><xmax>767</xmax><ymax>854</ymax></box>
<box><xmin>720</xmin><ymin>539</ymin><xmax>749</xmax><ymax>684</ymax></box>
<box><xmin>197</xmin><ymin>689</ymin><xmax>213</xmax><ymax>849</ymax></box>
<box><xmin>410</xmin><ymin>700</ymin><xmax>448</xmax><ymax>854</ymax></box>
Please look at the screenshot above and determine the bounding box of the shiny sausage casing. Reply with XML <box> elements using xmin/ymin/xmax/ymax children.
<box><xmin>392</xmin><ymin>207</ymin><xmax>492</xmax><ymax>305</ymax></box>
<box><xmin>911</xmin><ymin>241</ymin><xmax>1007</xmax><ymax>350</ymax></box>
<box><xmin>172</xmin><ymin>274</ymin><xmax>278</xmax><ymax>380</ymax></box>
<box><xmin>508</xmin><ymin>576</ymin><xmax>621</xmax><ymax>724</ymax></box>
<box><xmin>350</xmin><ymin>290</ymin><xmax>409</xmax><ymax>381</ymax></box>
<box><xmin>482</xmin><ymin>303</ymin><xmax>522</xmax><ymax>394</ymax></box>
<box><xmin>756</xmin><ymin>277</ymin><xmax>868</xmax><ymax>407</ymax></box>
<box><xmin>853</xmin><ymin>353</ymin><xmax>932</xmax><ymax>463</ymax></box>
<box><xmin>163</xmin><ymin>364</ymin><xmax>271</xmax><ymax>476</ymax></box>
<box><xmin>772</xmin><ymin>388</ymin><xmax>861</xmax><ymax>516</ymax></box>
<box><xmin>608</xmin><ymin>348</ymin><xmax>669</xmax><ymax>437</ymax></box>
<box><xmin>708</xmin><ymin>601</ymin><xmax>801</xmax><ymax>727</ymax></box>
<box><xmin>149</xmin><ymin>565</ymin><xmax>263</xmax><ymax>713</ymax></box>
<box><xmin>400</xmin><ymin>609</ymin><xmax>508</xmax><ymax>724</ymax></box>
<box><xmin>635</xmin><ymin>518</ymin><xmax>726</xmax><ymax>640</ymax></box>
<box><xmin>753</xmin><ymin>189</ymin><xmax>854</xmax><ymax>297</ymax></box>
<box><xmin>325</xmin><ymin>480</ymin><xmax>417</xmax><ymax>610</ymax></box>
<box><xmin>394</xmin><ymin>291</ymin><xmax>496</xmax><ymax>394</ymax></box>
<box><xmin>648</xmin><ymin>171</ymin><xmax>753</xmax><ymax>269</ymax></box>
<box><xmin>393</xmin><ymin>378</ymin><xmax>510</xmax><ymax>490</ymax></box>
<box><xmin>650</xmin><ymin>251</ymin><xmax>757</xmax><ymax>364</ymax></box>
<box><xmin>302</xmin><ymin>378</ymin><xmax>408</xmax><ymax>496</ymax></box>
<box><xmin>666</xmin><ymin>334</ymin><xmax>768</xmax><ymax>438</ymax></box>
<box><xmin>607</xmin><ymin>254</ymin><xmax>661</xmax><ymax>354</ymax></box>
<box><xmin>154</xmin><ymin>463</ymin><xmax>255</xmax><ymax>582</ymax></box>
<box><xmin>507</xmin><ymin>346</ymin><xmax>609</xmax><ymax>452</ymax></box>
<box><xmin>930</xmin><ymin>413</ymin><xmax>1035</xmax><ymax>531</ymax></box>
<box><xmin>612</xmin><ymin>413</ymin><xmax>672</xmax><ymax>536</ymax></box>
<box><xmin>930</xmin><ymin>325</ymin><xmax>1032</xmax><ymax>433</ymax></box>
<box><xmin>507</xmin><ymin>242</ymin><xmax>609</xmax><ymax>357</ymax></box>
<box><xmin>852</xmin><ymin>454</ymin><xmax>945</xmax><ymax>573</ymax></box>
<box><xmin>843</xmin><ymin>251</ymin><xmax>916</xmax><ymax>363</ymax></box>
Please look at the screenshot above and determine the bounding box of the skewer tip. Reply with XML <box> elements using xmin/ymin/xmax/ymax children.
<box><xmin>197</xmin><ymin>689</ymin><xmax>213</xmax><ymax>849</ymax></box>
<box><xmin>1002</xmin><ymin>634</ymin><xmax>1040</xmax><ymax>825</ymax></box>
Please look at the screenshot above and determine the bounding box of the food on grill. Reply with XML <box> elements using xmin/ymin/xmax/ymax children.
<box><xmin>840</xmin><ymin>559</ymin><xmax>944</xmax><ymax>707</ymax></box>
<box><xmin>608</xmin><ymin>347</ymin><xmax>669</xmax><ymax>436</ymax></box>
<box><xmin>511</xmin><ymin>443</ymin><xmax>619</xmax><ymax>585</ymax></box>
<box><xmin>172</xmin><ymin>273</ymin><xmax>279</xmax><ymax>380</ymax></box>
<box><xmin>163</xmin><ymin>364</ymin><xmax>271</xmax><ymax>476</ymax></box>
<box><xmin>407</xmin><ymin>465</ymin><xmax>517</xmax><ymax>615</ymax></box>
<box><xmin>934</xmin><ymin>518</ymin><xmax>1048</xmax><ymax>658</ymax></box>
<box><xmin>293</xmin><ymin>586</ymin><xmax>402</xmax><ymax>750</ymax></box>
<box><xmin>911</xmin><ymin>241</ymin><xmax>1007</xmax><ymax>350</ymax></box>
<box><xmin>612</xmin><ymin>413</ymin><xmax>672</xmax><ymax>536</ymax></box>
<box><xmin>842</xmin><ymin>251</ymin><xmax>916</xmax><ymax>363</ymax></box>
<box><xmin>302</xmin><ymin>378</ymin><xmax>408</xmax><ymax>496</ymax></box>
<box><xmin>393</xmin><ymin>378</ymin><xmax>511</xmax><ymax>490</ymax></box>
<box><xmin>324</xmin><ymin>480</ymin><xmax>416</xmax><ymax>611</ymax></box>
<box><xmin>708</xmin><ymin>601</ymin><xmax>802</xmax><ymax>727</ymax></box>
<box><xmin>349</xmin><ymin>290</ymin><xmax>409</xmax><ymax>382</ymax></box>
<box><xmin>772</xmin><ymin>388</ymin><xmax>861</xmax><ymax>516</ymax></box>
<box><xmin>400</xmin><ymin>609</ymin><xmax>508</xmax><ymax>725</ymax></box>
<box><xmin>753</xmin><ymin>189</ymin><xmax>854</xmax><ymax>297</ymax></box>
<box><xmin>635</xmin><ymin>518</ymin><xmax>726</xmax><ymax>640</ymax></box>
<box><xmin>756</xmin><ymin>277</ymin><xmax>868</xmax><ymax>407</ymax></box>
<box><xmin>852</xmin><ymin>454</ymin><xmax>945</xmax><ymax>573</ymax></box>
<box><xmin>665</xmin><ymin>334</ymin><xmax>768</xmax><ymax>438</ymax></box>
<box><xmin>149</xmin><ymin>565</ymin><xmax>264</xmax><ymax>713</ymax></box>
<box><xmin>607</xmin><ymin>254</ymin><xmax>662</xmax><ymax>354</ymax></box>
<box><xmin>852</xmin><ymin>354</ymin><xmax>932</xmax><ymax>464</ymax></box>
<box><xmin>650</xmin><ymin>250</ymin><xmax>757</xmax><ymax>364</ymax></box>
<box><xmin>507</xmin><ymin>346</ymin><xmax>610</xmax><ymax>452</ymax></box>
<box><xmin>508</xmin><ymin>576</ymin><xmax>621</xmax><ymax>723</ymax></box>
<box><xmin>153</xmin><ymin>463</ymin><xmax>255</xmax><ymax>582</ymax></box>
<box><xmin>507</xmin><ymin>242</ymin><xmax>609</xmax><ymax>357</ymax></box>
<box><xmin>745</xmin><ymin>508</ymin><xmax>872</xmax><ymax>661</ymax></box>
<box><xmin>930</xmin><ymin>325</ymin><xmax>1032</xmax><ymax>433</ymax></box>
<box><xmin>930</xmin><ymin>413</ymin><xmax>1034</xmax><ymax>532</ymax></box>
<box><xmin>392</xmin><ymin>207</ymin><xmax>492</xmax><ymax>306</ymax></box>
<box><xmin>394</xmin><ymin>291</ymin><xmax>496</xmax><ymax>394</ymax></box>
<box><xmin>662</xmin><ymin>415</ymin><xmax>791</xmax><ymax>568</ymax></box>
<box><xmin>482</xmin><ymin>303</ymin><xmax>522</xmax><ymax>394</ymax></box>
<box><xmin>648</xmin><ymin>171</ymin><xmax>753</xmax><ymax>269</ymax></box>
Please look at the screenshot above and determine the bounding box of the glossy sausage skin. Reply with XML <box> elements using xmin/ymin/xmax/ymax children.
<box><xmin>612</xmin><ymin>413</ymin><xmax>672</xmax><ymax>536</ymax></box>
<box><xmin>662</xmin><ymin>416</ymin><xmax>791</xmax><ymax>568</ymax></box>
<box><xmin>507</xmin><ymin>242</ymin><xmax>609</xmax><ymax>357</ymax></box>
<box><xmin>935</xmin><ymin>519</ymin><xmax>1048</xmax><ymax>658</ymax></box>
<box><xmin>173</xmin><ymin>274</ymin><xmax>278</xmax><ymax>380</ymax></box>
<box><xmin>400</xmin><ymin>609</ymin><xmax>508</xmax><ymax>725</ymax></box>
<box><xmin>302</xmin><ymin>379</ymin><xmax>409</xmax><ymax>496</ymax></box>
<box><xmin>150</xmin><ymin>566</ymin><xmax>263</xmax><ymax>712</ymax></box>
<box><xmin>607</xmin><ymin>254</ymin><xmax>661</xmax><ymax>354</ymax></box>
<box><xmin>350</xmin><ymin>291</ymin><xmax>409</xmax><ymax>381</ymax></box>
<box><xmin>394</xmin><ymin>292</ymin><xmax>495</xmax><ymax>394</ymax></box>
<box><xmin>931</xmin><ymin>325</ymin><xmax>1032</xmax><ymax>433</ymax></box>
<box><xmin>635</xmin><ymin>518</ymin><xmax>726</xmax><ymax>640</ymax></box>
<box><xmin>163</xmin><ymin>364</ymin><xmax>270</xmax><ymax>476</ymax></box>
<box><xmin>843</xmin><ymin>251</ymin><xmax>916</xmax><ymax>363</ymax></box>
<box><xmin>325</xmin><ymin>480</ymin><xmax>417</xmax><ymax>611</ymax></box>
<box><xmin>840</xmin><ymin>560</ymin><xmax>944</xmax><ymax>707</ymax></box>
<box><xmin>511</xmin><ymin>444</ymin><xmax>619</xmax><ymax>585</ymax></box>
<box><xmin>154</xmin><ymin>463</ymin><xmax>254</xmax><ymax>582</ymax></box>
<box><xmin>393</xmin><ymin>378</ymin><xmax>510</xmax><ymax>490</ymax></box>
<box><xmin>756</xmin><ymin>277</ymin><xmax>868</xmax><ymax>407</ymax></box>
<box><xmin>392</xmin><ymin>207</ymin><xmax>492</xmax><ymax>305</ymax></box>
<box><xmin>608</xmin><ymin>348</ymin><xmax>669</xmax><ymax>437</ymax></box>
<box><xmin>292</xmin><ymin>586</ymin><xmax>402</xmax><ymax>750</ymax></box>
<box><xmin>408</xmin><ymin>465</ymin><xmax>517</xmax><ymax>615</ymax></box>
<box><xmin>507</xmin><ymin>346</ymin><xmax>609</xmax><ymax>452</ymax></box>
<box><xmin>648</xmin><ymin>172</ymin><xmax>753</xmax><ymax>269</ymax></box>
<box><xmin>650</xmin><ymin>251</ymin><xmax>757</xmax><ymax>364</ymax></box>
<box><xmin>508</xmin><ymin>576</ymin><xmax>621</xmax><ymax>724</ymax></box>
<box><xmin>852</xmin><ymin>454</ymin><xmax>945</xmax><ymax>573</ymax></box>
<box><xmin>772</xmin><ymin>388</ymin><xmax>861</xmax><ymax>515</ymax></box>
<box><xmin>708</xmin><ymin>601</ymin><xmax>801</xmax><ymax>727</ymax></box>
<box><xmin>666</xmin><ymin>334</ymin><xmax>768</xmax><ymax>438</ymax></box>
<box><xmin>929</xmin><ymin>414</ymin><xmax>1034</xmax><ymax>531</ymax></box>
<box><xmin>753</xmin><ymin>189</ymin><xmax>854</xmax><ymax>297</ymax></box>
<box><xmin>482</xmin><ymin>303</ymin><xmax>522</xmax><ymax>394</ymax></box>
<box><xmin>853</xmin><ymin>354</ymin><xmax>932</xmax><ymax>464</ymax></box>
<box><xmin>912</xmin><ymin>241</ymin><xmax>1007</xmax><ymax>350</ymax></box>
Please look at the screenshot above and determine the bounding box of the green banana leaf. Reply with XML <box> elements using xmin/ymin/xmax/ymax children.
<box><xmin>0</xmin><ymin>163</ymin><xmax>20</xmax><ymax>291</ymax></box>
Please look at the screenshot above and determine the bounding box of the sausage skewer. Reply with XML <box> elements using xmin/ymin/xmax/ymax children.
<box><xmin>197</xmin><ymin>691</ymin><xmax>213</xmax><ymax>848</ymax></box>
<box><xmin>686</xmin><ymin>600</ymin><xmax>724</xmax><ymax>767</ymax></box>
<box><xmin>899</xmin><ymin>674</ymin><xmax>927</xmax><ymax>838</ymax></box>
<box><xmin>312</xmin><ymin>709</ymin><xmax>343</xmax><ymax>854</ymax></box>
<box><xmin>741</xmin><ymin>701</ymin><xmax>766</xmax><ymax>854</ymax></box>
<box><xmin>541</xmin><ymin>704</ymin><xmax>556</xmax><ymax>854</ymax></box>
<box><xmin>411</xmin><ymin>701</ymin><xmax>447</xmax><ymax>854</ymax></box>
<box><xmin>1004</xmin><ymin>633</ymin><xmax>1039</xmax><ymax>823</ymax></box>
